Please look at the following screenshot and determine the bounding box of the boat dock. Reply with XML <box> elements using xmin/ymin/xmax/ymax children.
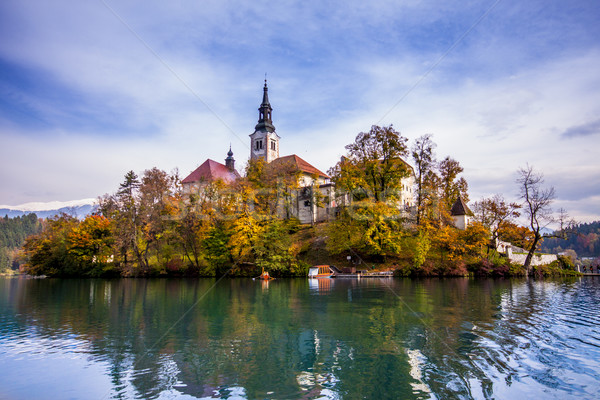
<box><xmin>330</xmin><ymin>265</ymin><xmax>394</xmax><ymax>278</ymax></box>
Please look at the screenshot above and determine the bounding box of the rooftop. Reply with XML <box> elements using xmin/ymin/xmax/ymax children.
<box><xmin>182</xmin><ymin>159</ymin><xmax>240</xmax><ymax>185</ymax></box>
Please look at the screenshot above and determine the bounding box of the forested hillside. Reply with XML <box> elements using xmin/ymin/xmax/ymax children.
<box><xmin>0</xmin><ymin>214</ymin><xmax>43</xmax><ymax>272</ymax></box>
<box><xmin>540</xmin><ymin>221</ymin><xmax>600</xmax><ymax>257</ymax></box>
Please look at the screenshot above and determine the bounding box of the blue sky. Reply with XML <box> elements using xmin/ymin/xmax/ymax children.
<box><xmin>1</xmin><ymin>0</ymin><xmax>599</xmax><ymax>223</ymax></box>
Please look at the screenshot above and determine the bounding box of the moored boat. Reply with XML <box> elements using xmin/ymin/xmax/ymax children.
<box><xmin>308</xmin><ymin>265</ymin><xmax>334</xmax><ymax>278</ymax></box>
<box><xmin>253</xmin><ymin>268</ymin><xmax>275</xmax><ymax>281</ymax></box>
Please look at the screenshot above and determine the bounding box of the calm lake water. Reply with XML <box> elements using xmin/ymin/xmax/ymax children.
<box><xmin>1</xmin><ymin>276</ymin><xmax>599</xmax><ymax>399</ymax></box>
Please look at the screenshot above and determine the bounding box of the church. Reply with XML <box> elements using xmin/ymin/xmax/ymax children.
<box><xmin>182</xmin><ymin>80</ymin><xmax>335</xmax><ymax>224</ymax></box>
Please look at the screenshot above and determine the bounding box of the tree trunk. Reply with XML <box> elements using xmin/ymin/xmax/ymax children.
<box><xmin>523</xmin><ymin>233</ymin><xmax>541</xmax><ymax>275</ymax></box>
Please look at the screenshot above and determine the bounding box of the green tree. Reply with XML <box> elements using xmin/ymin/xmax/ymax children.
<box><xmin>0</xmin><ymin>213</ymin><xmax>42</xmax><ymax>272</ymax></box>
<box><xmin>331</xmin><ymin>125</ymin><xmax>410</xmax><ymax>202</ymax></box>
<box><xmin>115</xmin><ymin>170</ymin><xmax>142</xmax><ymax>268</ymax></box>
<box><xmin>413</xmin><ymin>229</ymin><xmax>431</xmax><ymax>268</ymax></box>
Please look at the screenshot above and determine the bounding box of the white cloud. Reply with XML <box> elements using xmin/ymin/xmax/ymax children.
<box><xmin>0</xmin><ymin>0</ymin><xmax>599</xmax><ymax>224</ymax></box>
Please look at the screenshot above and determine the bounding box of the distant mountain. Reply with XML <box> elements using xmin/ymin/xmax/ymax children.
<box><xmin>0</xmin><ymin>198</ymin><xmax>98</xmax><ymax>219</ymax></box>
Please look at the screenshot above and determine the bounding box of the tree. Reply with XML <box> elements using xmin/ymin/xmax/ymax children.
<box><xmin>245</xmin><ymin>157</ymin><xmax>301</xmax><ymax>219</ymax></box>
<box><xmin>411</xmin><ymin>134</ymin><xmax>437</xmax><ymax>225</ymax></box>
<box><xmin>138</xmin><ymin>167</ymin><xmax>177</xmax><ymax>268</ymax></box>
<box><xmin>114</xmin><ymin>170</ymin><xmax>141</xmax><ymax>268</ymax></box>
<box><xmin>67</xmin><ymin>215</ymin><xmax>114</xmax><ymax>275</ymax></box>
<box><xmin>439</xmin><ymin>156</ymin><xmax>468</xmax><ymax>210</ymax></box>
<box><xmin>327</xmin><ymin>125</ymin><xmax>410</xmax><ymax>261</ymax></box>
<box><xmin>22</xmin><ymin>214</ymin><xmax>114</xmax><ymax>277</ymax></box>
<box><xmin>22</xmin><ymin>214</ymin><xmax>78</xmax><ymax>276</ymax></box>
<box><xmin>516</xmin><ymin>165</ymin><xmax>556</xmax><ymax>271</ymax></box>
<box><xmin>0</xmin><ymin>213</ymin><xmax>42</xmax><ymax>272</ymax></box>
<box><xmin>430</xmin><ymin>221</ymin><xmax>487</xmax><ymax>262</ymax></box>
<box><xmin>331</xmin><ymin>125</ymin><xmax>410</xmax><ymax>202</ymax></box>
<box><xmin>472</xmin><ymin>194</ymin><xmax>521</xmax><ymax>252</ymax></box>
<box><xmin>498</xmin><ymin>221</ymin><xmax>535</xmax><ymax>250</ymax></box>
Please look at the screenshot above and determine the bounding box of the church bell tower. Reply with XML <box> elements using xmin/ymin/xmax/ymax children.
<box><xmin>250</xmin><ymin>79</ymin><xmax>280</xmax><ymax>163</ymax></box>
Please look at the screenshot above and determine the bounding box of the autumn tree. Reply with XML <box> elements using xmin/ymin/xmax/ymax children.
<box><xmin>498</xmin><ymin>221</ymin><xmax>535</xmax><ymax>250</ymax></box>
<box><xmin>411</xmin><ymin>134</ymin><xmax>437</xmax><ymax>225</ymax></box>
<box><xmin>138</xmin><ymin>167</ymin><xmax>178</xmax><ymax>268</ymax></box>
<box><xmin>177</xmin><ymin>179</ymin><xmax>236</xmax><ymax>275</ymax></box>
<box><xmin>99</xmin><ymin>169</ymin><xmax>179</xmax><ymax>273</ymax></box>
<box><xmin>430</xmin><ymin>221</ymin><xmax>488</xmax><ymax>263</ymax></box>
<box><xmin>472</xmin><ymin>194</ymin><xmax>521</xmax><ymax>252</ymax></box>
<box><xmin>330</xmin><ymin>125</ymin><xmax>410</xmax><ymax>202</ymax></box>
<box><xmin>67</xmin><ymin>215</ymin><xmax>114</xmax><ymax>275</ymax></box>
<box><xmin>245</xmin><ymin>157</ymin><xmax>301</xmax><ymax>219</ymax></box>
<box><xmin>22</xmin><ymin>214</ymin><xmax>78</xmax><ymax>276</ymax></box>
<box><xmin>327</xmin><ymin>125</ymin><xmax>410</xmax><ymax>261</ymax></box>
<box><xmin>439</xmin><ymin>156</ymin><xmax>468</xmax><ymax>211</ymax></box>
<box><xmin>22</xmin><ymin>214</ymin><xmax>113</xmax><ymax>277</ymax></box>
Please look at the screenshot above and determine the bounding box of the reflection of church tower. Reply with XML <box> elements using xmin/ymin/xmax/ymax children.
<box><xmin>250</xmin><ymin>80</ymin><xmax>280</xmax><ymax>163</ymax></box>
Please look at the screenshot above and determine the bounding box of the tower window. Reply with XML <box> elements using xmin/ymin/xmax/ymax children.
<box><xmin>255</xmin><ymin>140</ymin><xmax>263</xmax><ymax>150</ymax></box>
<box><xmin>270</xmin><ymin>140</ymin><xmax>276</xmax><ymax>151</ymax></box>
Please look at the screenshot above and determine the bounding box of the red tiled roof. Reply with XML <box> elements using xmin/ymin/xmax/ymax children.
<box><xmin>271</xmin><ymin>154</ymin><xmax>329</xmax><ymax>178</ymax></box>
<box><xmin>182</xmin><ymin>159</ymin><xmax>240</xmax><ymax>184</ymax></box>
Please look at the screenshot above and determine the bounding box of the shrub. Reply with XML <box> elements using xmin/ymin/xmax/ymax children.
<box><xmin>556</xmin><ymin>255</ymin><xmax>575</xmax><ymax>270</ymax></box>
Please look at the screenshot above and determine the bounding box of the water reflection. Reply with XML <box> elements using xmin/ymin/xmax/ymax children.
<box><xmin>1</xmin><ymin>277</ymin><xmax>600</xmax><ymax>399</ymax></box>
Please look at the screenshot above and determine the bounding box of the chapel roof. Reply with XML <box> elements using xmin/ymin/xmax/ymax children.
<box><xmin>271</xmin><ymin>154</ymin><xmax>329</xmax><ymax>179</ymax></box>
<box><xmin>181</xmin><ymin>159</ymin><xmax>240</xmax><ymax>185</ymax></box>
<box><xmin>450</xmin><ymin>196</ymin><xmax>473</xmax><ymax>216</ymax></box>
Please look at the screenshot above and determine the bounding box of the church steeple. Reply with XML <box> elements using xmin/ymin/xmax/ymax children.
<box><xmin>225</xmin><ymin>145</ymin><xmax>235</xmax><ymax>171</ymax></box>
<box><xmin>255</xmin><ymin>79</ymin><xmax>275</xmax><ymax>133</ymax></box>
<box><xmin>249</xmin><ymin>78</ymin><xmax>280</xmax><ymax>163</ymax></box>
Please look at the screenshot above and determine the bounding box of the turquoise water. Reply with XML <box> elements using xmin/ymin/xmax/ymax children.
<box><xmin>1</xmin><ymin>276</ymin><xmax>599</xmax><ymax>399</ymax></box>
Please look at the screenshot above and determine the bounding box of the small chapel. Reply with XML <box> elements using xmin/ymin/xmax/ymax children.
<box><xmin>181</xmin><ymin>80</ymin><xmax>335</xmax><ymax>224</ymax></box>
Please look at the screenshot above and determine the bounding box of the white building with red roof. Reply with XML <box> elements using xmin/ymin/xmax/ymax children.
<box><xmin>181</xmin><ymin>146</ymin><xmax>241</xmax><ymax>195</ymax></box>
<box><xmin>182</xmin><ymin>80</ymin><xmax>413</xmax><ymax>224</ymax></box>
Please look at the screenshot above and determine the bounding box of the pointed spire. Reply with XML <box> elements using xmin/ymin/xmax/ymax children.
<box><xmin>261</xmin><ymin>78</ymin><xmax>270</xmax><ymax>107</ymax></box>
<box><xmin>255</xmin><ymin>78</ymin><xmax>275</xmax><ymax>133</ymax></box>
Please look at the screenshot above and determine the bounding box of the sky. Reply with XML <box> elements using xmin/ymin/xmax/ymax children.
<box><xmin>0</xmin><ymin>0</ymin><xmax>599</xmax><ymax>225</ymax></box>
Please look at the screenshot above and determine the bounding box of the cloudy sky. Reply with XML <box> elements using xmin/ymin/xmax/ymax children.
<box><xmin>1</xmin><ymin>0</ymin><xmax>599</xmax><ymax>224</ymax></box>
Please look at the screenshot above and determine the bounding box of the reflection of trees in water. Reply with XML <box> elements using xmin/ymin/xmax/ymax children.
<box><xmin>7</xmin><ymin>277</ymin><xmax>592</xmax><ymax>399</ymax></box>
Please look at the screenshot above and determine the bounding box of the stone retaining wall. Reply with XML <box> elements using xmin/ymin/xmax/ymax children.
<box><xmin>507</xmin><ymin>248</ymin><xmax>557</xmax><ymax>266</ymax></box>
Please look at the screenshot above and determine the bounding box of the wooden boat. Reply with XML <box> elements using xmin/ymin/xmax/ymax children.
<box><xmin>308</xmin><ymin>265</ymin><xmax>334</xmax><ymax>278</ymax></box>
<box><xmin>253</xmin><ymin>268</ymin><xmax>275</xmax><ymax>281</ymax></box>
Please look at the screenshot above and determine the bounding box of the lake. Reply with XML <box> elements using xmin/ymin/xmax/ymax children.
<box><xmin>1</xmin><ymin>276</ymin><xmax>599</xmax><ymax>399</ymax></box>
